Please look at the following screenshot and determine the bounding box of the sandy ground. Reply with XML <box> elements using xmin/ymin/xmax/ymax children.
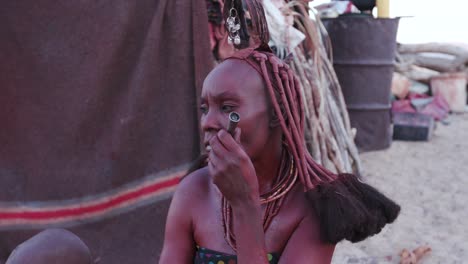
<box><xmin>331</xmin><ymin>113</ymin><xmax>468</xmax><ymax>264</ymax></box>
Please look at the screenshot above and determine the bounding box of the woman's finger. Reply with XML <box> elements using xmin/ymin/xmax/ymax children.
<box><xmin>209</xmin><ymin>133</ymin><xmax>229</xmax><ymax>156</ymax></box>
<box><xmin>233</xmin><ymin>127</ymin><xmax>241</xmax><ymax>144</ymax></box>
<box><xmin>207</xmin><ymin>159</ymin><xmax>219</xmax><ymax>184</ymax></box>
<box><xmin>217</xmin><ymin>130</ymin><xmax>243</xmax><ymax>155</ymax></box>
<box><xmin>208</xmin><ymin>147</ymin><xmax>221</xmax><ymax>169</ymax></box>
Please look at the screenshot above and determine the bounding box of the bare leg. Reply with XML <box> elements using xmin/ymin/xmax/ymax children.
<box><xmin>6</xmin><ymin>229</ymin><xmax>91</xmax><ymax>264</ymax></box>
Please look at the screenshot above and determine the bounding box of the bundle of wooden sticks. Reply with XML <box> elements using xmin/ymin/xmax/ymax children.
<box><xmin>284</xmin><ymin>1</ymin><xmax>362</xmax><ymax>174</ymax></box>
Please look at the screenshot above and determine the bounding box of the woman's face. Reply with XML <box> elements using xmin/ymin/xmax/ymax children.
<box><xmin>200</xmin><ymin>59</ymin><xmax>273</xmax><ymax>161</ymax></box>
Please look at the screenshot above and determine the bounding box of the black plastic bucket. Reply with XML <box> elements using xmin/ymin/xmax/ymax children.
<box><xmin>323</xmin><ymin>16</ymin><xmax>400</xmax><ymax>152</ymax></box>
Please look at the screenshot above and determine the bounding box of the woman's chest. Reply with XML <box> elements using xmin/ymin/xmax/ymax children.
<box><xmin>192</xmin><ymin>190</ymin><xmax>306</xmax><ymax>254</ymax></box>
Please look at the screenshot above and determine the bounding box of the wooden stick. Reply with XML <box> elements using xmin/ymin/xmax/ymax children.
<box><xmin>395</xmin><ymin>64</ymin><xmax>440</xmax><ymax>83</ymax></box>
<box><xmin>400</xmin><ymin>53</ymin><xmax>465</xmax><ymax>73</ymax></box>
<box><xmin>398</xmin><ymin>43</ymin><xmax>468</xmax><ymax>58</ymax></box>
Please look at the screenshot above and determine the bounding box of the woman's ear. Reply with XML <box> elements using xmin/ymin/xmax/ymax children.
<box><xmin>269</xmin><ymin>109</ymin><xmax>281</xmax><ymax>128</ymax></box>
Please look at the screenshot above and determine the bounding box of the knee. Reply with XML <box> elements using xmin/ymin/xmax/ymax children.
<box><xmin>6</xmin><ymin>229</ymin><xmax>91</xmax><ymax>264</ymax></box>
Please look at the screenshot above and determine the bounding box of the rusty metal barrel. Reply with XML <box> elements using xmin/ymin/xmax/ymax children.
<box><xmin>323</xmin><ymin>16</ymin><xmax>400</xmax><ymax>152</ymax></box>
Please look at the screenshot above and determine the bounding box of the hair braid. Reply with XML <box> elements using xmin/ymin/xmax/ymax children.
<box><xmin>255</xmin><ymin>53</ymin><xmax>308</xmax><ymax>185</ymax></box>
<box><xmin>231</xmin><ymin>48</ymin><xmax>337</xmax><ymax>188</ymax></box>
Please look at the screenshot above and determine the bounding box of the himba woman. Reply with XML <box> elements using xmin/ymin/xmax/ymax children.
<box><xmin>160</xmin><ymin>1</ymin><xmax>400</xmax><ymax>263</ymax></box>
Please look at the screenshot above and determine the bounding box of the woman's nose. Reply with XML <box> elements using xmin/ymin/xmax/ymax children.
<box><xmin>200</xmin><ymin>110</ymin><xmax>223</xmax><ymax>132</ymax></box>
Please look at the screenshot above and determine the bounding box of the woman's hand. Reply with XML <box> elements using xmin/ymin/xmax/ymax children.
<box><xmin>207</xmin><ymin>128</ymin><xmax>260</xmax><ymax>207</ymax></box>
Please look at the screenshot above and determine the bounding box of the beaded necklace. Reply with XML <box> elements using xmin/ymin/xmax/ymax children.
<box><xmin>221</xmin><ymin>150</ymin><xmax>298</xmax><ymax>251</ymax></box>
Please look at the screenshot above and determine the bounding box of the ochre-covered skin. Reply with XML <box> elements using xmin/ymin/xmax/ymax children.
<box><xmin>159</xmin><ymin>56</ymin><xmax>335</xmax><ymax>263</ymax></box>
<box><xmin>6</xmin><ymin>229</ymin><xmax>91</xmax><ymax>264</ymax></box>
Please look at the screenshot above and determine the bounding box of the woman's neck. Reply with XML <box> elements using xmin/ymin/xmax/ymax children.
<box><xmin>252</xmin><ymin>144</ymin><xmax>283</xmax><ymax>195</ymax></box>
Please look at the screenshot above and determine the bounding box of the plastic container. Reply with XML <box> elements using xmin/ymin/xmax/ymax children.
<box><xmin>430</xmin><ymin>72</ymin><xmax>467</xmax><ymax>113</ymax></box>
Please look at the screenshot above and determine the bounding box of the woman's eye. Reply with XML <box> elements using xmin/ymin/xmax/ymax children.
<box><xmin>200</xmin><ymin>105</ymin><xmax>208</xmax><ymax>114</ymax></box>
<box><xmin>221</xmin><ymin>105</ymin><xmax>234</xmax><ymax>112</ymax></box>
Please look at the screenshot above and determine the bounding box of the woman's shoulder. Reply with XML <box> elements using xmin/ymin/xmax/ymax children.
<box><xmin>283</xmin><ymin>184</ymin><xmax>323</xmax><ymax>237</ymax></box>
<box><xmin>275</xmin><ymin>185</ymin><xmax>335</xmax><ymax>262</ymax></box>
<box><xmin>175</xmin><ymin>167</ymin><xmax>212</xmax><ymax>200</ymax></box>
<box><xmin>168</xmin><ymin>167</ymin><xmax>213</xmax><ymax>222</ymax></box>
<box><xmin>283</xmin><ymin>183</ymin><xmax>314</xmax><ymax>215</ymax></box>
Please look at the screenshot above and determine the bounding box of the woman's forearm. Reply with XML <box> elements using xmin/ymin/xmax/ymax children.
<box><xmin>232</xmin><ymin>199</ymin><xmax>269</xmax><ymax>264</ymax></box>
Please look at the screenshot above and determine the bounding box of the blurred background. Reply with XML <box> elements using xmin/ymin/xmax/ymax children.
<box><xmin>312</xmin><ymin>0</ymin><xmax>468</xmax><ymax>44</ymax></box>
<box><xmin>0</xmin><ymin>1</ymin><xmax>466</xmax><ymax>263</ymax></box>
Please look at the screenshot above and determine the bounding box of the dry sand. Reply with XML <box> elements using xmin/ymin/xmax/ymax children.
<box><xmin>331</xmin><ymin>113</ymin><xmax>468</xmax><ymax>264</ymax></box>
